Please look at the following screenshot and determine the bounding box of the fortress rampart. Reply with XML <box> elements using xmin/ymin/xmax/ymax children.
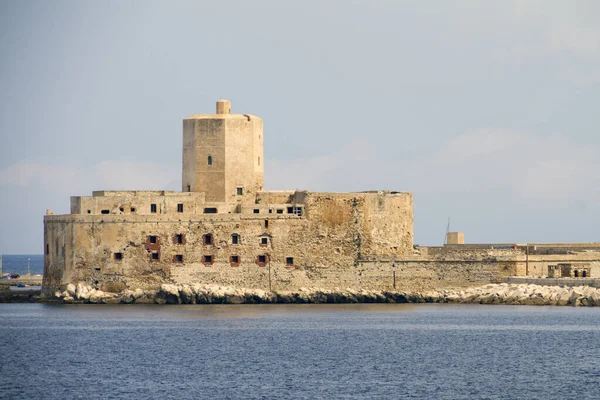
<box><xmin>42</xmin><ymin>100</ymin><xmax>600</xmax><ymax>296</ymax></box>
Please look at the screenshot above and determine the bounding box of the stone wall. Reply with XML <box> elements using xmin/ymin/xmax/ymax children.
<box><xmin>43</xmin><ymin>191</ymin><xmax>414</xmax><ymax>294</ymax></box>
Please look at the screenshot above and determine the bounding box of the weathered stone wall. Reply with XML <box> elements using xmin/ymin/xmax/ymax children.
<box><xmin>42</xmin><ymin>191</ymin><xmax>414</xmax><ymax>294</ymax></box>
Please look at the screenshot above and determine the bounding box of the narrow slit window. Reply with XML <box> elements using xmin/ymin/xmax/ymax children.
<box><xmin>203</xmin><ymin>234</ymin><xmax>213</xmax><ymax>245</ymax></box>
<box><xmin>176</xmin><ymin>234</ymin><xmax>184</xmax><ymax>244</ymax></box>
<box><xmin>46</xmin><ymin>244</ymin><xmax>49</xmax><ymax>255</ymax></box>
<box><xmin>150</xmin><ymin>204</ymin><xmax>157</xmax><ymax>213</ymax></box>
<box><xmin>264</xmin><ymin>220</ymin><xmax>269</xmax><ymax>228</ymax></box>
<box><xmin>258</xmin><ymin>156</ymin><xmax>260</xmax><ymax>166</ymax></box>
<box><xmin>208</xmin><ymin>155</ymin><xmax>213</xmax><ymax>165</ymax></box>
<box><xmin>177</xmin><ymin>203</ymin><xmax>184</xmax><ymax>213</ymax></box>
<box><xmin>236</xmin><ymin>187</ymin><xmax>243</xmax><ymax>196</ymax></box>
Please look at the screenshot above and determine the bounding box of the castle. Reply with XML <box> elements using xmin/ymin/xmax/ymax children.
<box><xmin>43</xmin><ymin>100</ymin><xmax>413</xmax><ymax>294</ymax></box>
<box><xmin>43</xmin><ymin>100</ymin><xmax>600</xmax><ymax>295</ymax></box>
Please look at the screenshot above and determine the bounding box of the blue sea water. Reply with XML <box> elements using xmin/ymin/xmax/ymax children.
<box><xmin>1</xmin><ymin>254</ymin><xmax>43</xmax><ymax>276</ymax></box>
<box><xmin>1</xmin><ymin>303</ymin><xmax>599</xmax><ymax>399</ymax></box>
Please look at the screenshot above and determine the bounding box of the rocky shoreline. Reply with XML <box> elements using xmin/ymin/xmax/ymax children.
<box><xmin>40</xmin><ymin>282</ymin><xmax>600</xmax><ymax>306</ymax></box>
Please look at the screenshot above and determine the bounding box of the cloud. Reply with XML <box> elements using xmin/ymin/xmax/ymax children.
<box><xmin>0</xmin><ymin>160</ymin><xmax>180</xmax><ymax>195</ymax></box>
<box><xmin>267</xmin><ymin>129</ymin><xmax>600</xmax><ymax>210</ymax></box>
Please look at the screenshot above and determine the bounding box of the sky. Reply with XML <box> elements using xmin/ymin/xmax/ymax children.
<box><xmin>1</xmin><ymin>0</ymin><xmax>599</xmax><ymax>254</ymax></box>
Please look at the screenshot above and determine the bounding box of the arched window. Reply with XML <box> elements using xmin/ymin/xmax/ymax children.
<box><xmin>208</xmin><ymin>155</ymin><xmax>213</xmax><ymax>165</ymax></box>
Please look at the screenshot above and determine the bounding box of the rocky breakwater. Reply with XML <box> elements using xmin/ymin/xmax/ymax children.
<box><xmin>439</xmin><ymin>283</ymin><xmax>600</xmax><ymax>306</ymax></box>
<box><xmin>49</xmin><ymin>282</ymin><xmax>600</xmax><ymax>306</ymax></box>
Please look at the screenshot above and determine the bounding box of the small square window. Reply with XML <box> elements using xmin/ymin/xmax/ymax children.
<box><xmin>287</xmin><ymin>207</ymin><xmax>294</xmax><ymax>214</ymax></box>
<box><xmin>258</xmin><ymin>255</ymin><xmax>266</xmax><ymax>263</ymax></box>
<box><xmin>286</xmin><ymin>257</ymin><xmax>294</xmax><ymax>265</ymax></box>
<box><xmin>101</xmin><ymin>209</ymin><xmax>110</xmax><ymax>214</ymax></box>
<box><xmin>236</xmin><ymin>187</ymin><xmax>243</xmax><ymax>196</ymax></box>
<box><xmin>151</xmin><ymin>204</ymin><xmax>157</xmax><ymax>213</ymax></box>
<box><xmin>276</xmin><ymin>209</ymin><xmax>283</xmax><ymax>214</ymax></box>
<box><xmin>177</xmin><ymin>203</ymin><xmax>183</xmax><ymax>213</ymax></box>
<box><xmin>174</xmin><ymin>254</ymin><xmax>183</xmax><ymax>263</ymax></box>
<box><xmin>151</xmin><ymin>252</ymin><xmax>159</xmax><ymax>260</ymax></box>
<box><xmin>130</xmin><ymin>207</ymin><xmax>136</xmax><ymax>213</ymax></box>
<box><xmin>231</xmin><ymin>255</ymin><xmax>239</xmax><ymax>264</ymax></box>
<box><xmin>119</xmin><ymin>207</ymin><xmax>124</xmax><ymax>212</ymax></box>
<box><xmin>253</xmin><ymin>209</ymin><xmax>260</xmax><ymax>214</ymax></box>
<box><xmin>149</xmin><ymin>235</ymin><xmax>157</xmax><ymax>244</ymax></box>
<box><xmin>87</xmin><ymin>210</ymin><xmax>91</xmax><ymax>214</ymax></box>
<box><xmin>115</xmin><ymin>252</ymin><xmax>123</xmax><ymax>261</ymax></box>
<box><xmin>261</xmin><ymin>237</ymin><xmax>268</xmax><ymax>245</ymax></box>
<box><xmin>203</xmin><ymin>255</ymin><xmax>213</xmax><ymax>264</ymax></box>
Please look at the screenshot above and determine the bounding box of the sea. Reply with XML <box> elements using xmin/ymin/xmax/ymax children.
<box><xmin>1</xmin><ymin>254</ymin><xmax>44</xmax><ymax>276</ymax></box>
<box><xmin>1</xmin><ymin>303</ymin><xmax>599</xmax><ymax>399</ymax></box>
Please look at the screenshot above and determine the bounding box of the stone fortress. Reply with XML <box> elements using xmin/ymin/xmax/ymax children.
<box><xmin>42</xmin><ymin>100</ymin><xmax>600</xmax><ymax>296</ymax></box>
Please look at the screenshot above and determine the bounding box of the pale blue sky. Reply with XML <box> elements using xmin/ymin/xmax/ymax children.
<box><xmin>1</xmin><ymin>0</ymin><xmax>599</xmax><ymax>253</ymax></box>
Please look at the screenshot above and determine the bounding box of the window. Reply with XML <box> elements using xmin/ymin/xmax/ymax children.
<box><xmin>151</xmin><ymin>204</ymin><xmax>157</xmax><ymax>213</ymax></box>
<box><xmin>87</xmin><ymin>210</ymin><xmax>91</xmax><ymax>214</ymax></box>
<box><xmin>287</xmin><ymin>207</ymin><xmax>294</xmax><ymax>214</ymax></box>
<box><xmin>265</xmin><ymin>220</ymin><xmax>269</xmax><ymax>228</ymax></box>
<box><xmin>204</xmin><ymin>207</ymin><xmax>217</xmax><ymax>214</ymax></box>
<box><xmin>174</xmin><ymin>254</ymin><xmax>183</xmax><ymax>263</ymax></box>
<box><xmin>203</xmin><ymin>234</ymin><xmax>213</xmax><ymax>245</ymax></box>
<box><xmin>114</xmin><ymin>252</ymin><xmax>123</xmax><ymax>261</ymax></box>
<box><xmin>130</xmin><ymin>207</ymin><xmax>136</xmax><ymax>213</ymax></box>
<box><xmin>286</xmin><ymin>257</ymin><xmax>294</xmax><ymax>266</ymax></box>
<box><xmin>46</xmin><ymin>244</ymin><xmax>49</xmax><ymax>255</ymax></box>
<box><xmin>230</xmin><ymin>255</ymin><xmax>240</xmax><ymax>265</ymax></box>
<box><xmin>151</xmin><ymin>252</ymin><xmax>159</xmax><ymax>261</ymax></box>
<box><xmin>149</xmin><ymin>235</ymin><xmax>157</xmax><ymax>244</ymax></box>
<box><xmin>177</xmin><ymin>203</ymin><xmax>184</xmax><ymax>213</ymax></box>
<box><xmin>231</xmin><ymin>234</ymin><xmax>240</xmax><ymax>245</ymax></box>
<box><xmin>187</xmin><ymin>184</ymin><xmax>191</xmax><ymax>192</ymax></box>
<box><xmin>175</xmin><ymin>234</ymin><xmax>184</xmax><ymax>244</ymax></box>
<box><xmin>260</xmin><ymin>237</ymin><xmax>268</xmax><ymax>245</ymax></box>
<box><xmin>257</xmin><ymin>255</ymin><xmax>266</xmax><ymax>264</ymax></box>
<box><xmin>276</xmin><ymin>209</ymin><xmax>283</xmax><ymax>214</ymax></box>
<box><xmin>268</xmin><ymin>209</ymin><xmax>273</xmax><ymax>214</ymax></box>
<box><xmin>208</xmin><ymin>155</ymin><xmax>213</xmax><ymax>165</ymax></box>
<box><xmin>253</xmin><ymin>209</ymin><xmax>260</xmax><ymax>214</ymax></box>
<box><xmin>203</xmin><ymin>255</ymin><xmax>213</xmax><ymax>264</ymax></box>
<box><xmin>287</xmin><ymin>206</ymin><xmax>303</xmax><ymax>216</ymax></box>
<box><xmin>237</xmin><ymin>187</ymin><xmax>243</xmax><ymax>196</ymax></box>
<box><xmin>101</xmin><ymin>209</ymin><xmax>110</xmax><ymax>214</ymax></box>
<box><xmin>119</xmin><ymin>207</ymin><xmax>124</xmax><ymax>213</ymax></box>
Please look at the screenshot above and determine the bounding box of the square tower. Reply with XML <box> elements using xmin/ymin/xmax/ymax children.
<box><xmin>182</xmin><ymin>100</ymin><xmax>264</xmax><ymax>203</ymax></box>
